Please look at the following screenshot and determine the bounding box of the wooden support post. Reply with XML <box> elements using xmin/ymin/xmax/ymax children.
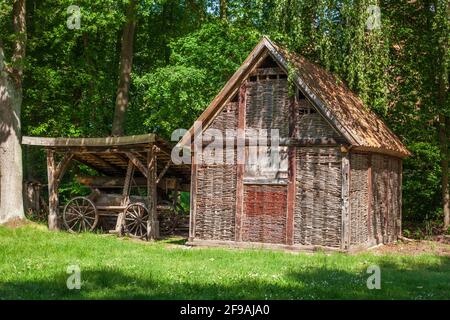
<box><xmin>147</xmin><ymin>146</ymin><xmax>158</xmax><ymax>240</ymax></box>
<box><xmin>124</xmin><ymin>152</ymin><xmax>148</xmax><ymax>178</ymax></box>
<box><xmin>341</xmin><ymin>152</ymin><xmax>350</xmax><ymax>250</ymax></box>
<box><xmin>156</xmin><ymin>160</ymin><xmax>171</xmax><ymax>184</ymax></box>
<box><xmin>235</xmin><ymin>82</ymin><xmax>246</xmax><ymax>242</ymax></box>
<box><xmin>397</xmin><ymin>159</ymin><xmax>403</xmax><ymax>238</ymax></box>
<box><xmin>115</xmin><ymin>160</ymin><xmax>134</xmax><ymax>233</ymax></box>
<box><xmin>286</xmin><ymin>96</ymin><xmax>297</xmax><ymax>245</ymax></box>
<box><xmin>46</xmin><ymin>150</ymin><xmax>73</xmax><ymax>231</ymax></box>
<box><xmin>189</xmin><ymin>160</ymin><xmax>197</xmax><ymax>241</ymax></box>
<box><xmin>367</xmin><ymin>154</ymin><xmax>373</xmax><ymax>240</ymax></box>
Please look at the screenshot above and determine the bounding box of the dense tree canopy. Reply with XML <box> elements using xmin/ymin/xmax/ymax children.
<box><xmin>0</xmin><ymin>0</ymin><xmax>448</xmax><ymax>233</ymax></box>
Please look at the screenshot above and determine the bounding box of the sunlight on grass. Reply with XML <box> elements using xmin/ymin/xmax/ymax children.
<box><xmin>0</xmin><ymin>224</ymin><xmax>449</xmax><ymax>300</ymax></box>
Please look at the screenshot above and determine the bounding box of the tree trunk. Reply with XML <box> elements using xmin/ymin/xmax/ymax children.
<box><xmin>440</xmin><ymin>115</ymin><xmax>450</xmax><ymax>231</ymax></box>
<box><xmin>0</xmin><ymin>0</ymin><xmax>26</xmax><ymax>224</ymax></box>
<box><xmin>220</xmin><ymin>0</ymin><xmax>227</xmax><ymax>21</ymax></box>
<box><xmin>436</xmin><ymin>0</ymin><xmax>449</xmax><ymax>231</ymax></box>
<box><xmin>111</xmin><ymin>0</ymin><xmax>137</xmax><ymax>136</ymax></box>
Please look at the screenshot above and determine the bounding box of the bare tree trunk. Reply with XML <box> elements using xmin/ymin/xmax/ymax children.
<box><xmin>0</xmin><ymin>0</ymin><xmax>26</xmax><ymax>224</ymax></box>
<box><xmin>220</xmin><ymin>0</ymin><xmax>227</xmax><ymax>21</ymax></box>
<box><xmin>112</xmin><ymin>0</ymin><xmax>137</xmax><ymax>136</ymax></box>
<box><xmin>437</xmin><ymin>0</ymin><xmax>449</xmax><ymax>231</ymax></box>
<box><xmin>440</xmin><ymin>115</ymin><xmax>450</xmax><ymax>231</ymax></box>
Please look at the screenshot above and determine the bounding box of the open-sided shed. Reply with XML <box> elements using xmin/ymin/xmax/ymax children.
<box><xmin>22</xmin><ymin>134</ymin><xmax>190</xmax><ymax>239</ymax></box>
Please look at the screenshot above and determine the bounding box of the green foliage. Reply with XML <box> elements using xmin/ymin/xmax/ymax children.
<box><xmin>127</xmin><ymin>65</ymin><xmax>209</xmax><ymax>138</ymax></box>
<box><xmin>403</xmin><ymin>142</ymin><xmax>442</xmax><ymax>222</ymax></box>
<box><xmin>127</xmin><ymin>21</ymin><xmax>260</xmax><ymax>138</ymax></box>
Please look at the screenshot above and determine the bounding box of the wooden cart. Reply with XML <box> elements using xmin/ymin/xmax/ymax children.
<box><xmin>22</xmin><ymin>134</ymin><xmax>191</xmax><ymax>240</ymax></box>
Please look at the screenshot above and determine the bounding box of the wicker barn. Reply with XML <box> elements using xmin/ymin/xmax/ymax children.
<box><xmin>182</xmin><ymin>37</ymin><xmax>410</xmax><ymax>252</ymax></box>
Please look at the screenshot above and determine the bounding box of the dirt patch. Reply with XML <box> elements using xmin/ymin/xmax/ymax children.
<box><xmin>371</xmin><ymin>240</ymin><xmax>450</xmax><ymax>256</ymax></box>
<box><xmin>1</xmin><ymin>217</ymin><xmax>31</xmax><ymax>228</ymax></box>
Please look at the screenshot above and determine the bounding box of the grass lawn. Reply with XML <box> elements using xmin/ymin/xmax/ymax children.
<box><xmin>0</xmin><ymin>223</ymin><xmax>449</xmax><ymax>300</ymax></box>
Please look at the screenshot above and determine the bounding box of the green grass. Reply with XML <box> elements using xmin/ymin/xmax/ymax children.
<box><xmin>0</xmin><ymin>224</ymin><xmax>449</xmax><ymax>300</ymax></box>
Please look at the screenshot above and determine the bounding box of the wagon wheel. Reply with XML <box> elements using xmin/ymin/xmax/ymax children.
<box><xmin>123</xmin><ymin>203</ymin><xmax>149</xmax><ymax>239</ymax></box>
<box><xmin>63</xmin><ymin>197</ymin><xmax>98</xmax><ymax>233</ymax></box>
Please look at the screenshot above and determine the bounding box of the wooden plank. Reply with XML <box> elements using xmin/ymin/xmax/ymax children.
<box><xmin>125</xmin><ymin>152</ymin><xmax>148</xmax><ymax>178</ymax></box>
<box><xmin>341</xmin><ymin>152</ymin><xmax>350</xmax><ymax>250</ymax></box>
<box><xmin>22</xmin><ymin>133</ymin><xmax>155</xmax><ymax>147</ymax></box>
<box><xmin>187</xmin><ymin>239</ymin><xmax>344</xmax><ymax>253</ymax></box>
<box><xmin>235</xmin><ymin>82</ymin><xmax>247</xmax><ymax>242</ymax></box>
<box><xmin>86</xmin><ymin>153</ymin><xmax>125</xmax><ymax>174</ymax></box>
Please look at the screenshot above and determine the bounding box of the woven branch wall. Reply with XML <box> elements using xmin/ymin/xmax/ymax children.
<box><xmin>296</xmin><ymin>98</ymin><xmax>342</xmax><ymax>140</ymax></box>
<box><xmin>294</xmin><ymin>147</ymin><xmax>342</xmax><ymax>247</ymax></box>
<box><xmin>195</xmin><ymin>102</ymin><xmax>238</xmax><ymax>240</ymax></box>
<box><xmin>371</xmin><ymin>154</ymin><xmax>401</xmax><ymax>244</ymax></box>
<box><xmin>349</xmin><ymin>153</ymin><xmax>369</xmax><ymax>245</ymax></box>
<box><xmin>245</xmin><ymin>76</ymin><xmax>290</xmax><ymax>138</ymax></box>
<box><xmin>242</xmin><ymin>184</ymin><xmax>288</xmax><ymax>244</ymax></box>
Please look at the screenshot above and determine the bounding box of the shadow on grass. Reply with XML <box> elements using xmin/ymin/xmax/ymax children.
<box><xmin>1</xmin><ymin>256</ymin><xmax>449</xmax><ymax>300</ymax></box>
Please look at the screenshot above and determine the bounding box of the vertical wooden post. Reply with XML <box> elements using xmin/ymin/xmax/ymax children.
<box><xmin>286</xmin><ymin>97</ymin><xmax>297</xmax><ymax>245</ymax></box>
<box><xmin>367</xmin><ymin>154</ymin><xmax>373</xmax><ymax>241</ymax></box>
<box><xmin>397</xmin><ymin>159</ymin><xmax>403</xmax><ymax>238</ymax></box>
<box><xmin>235</xmin><ymin>82</ymin><xmax>246</xmax><ymax>242</ymax></box>
<box><xmin>45</xmin><ymin>150</ymin><xmax>73</xmax><ymax>231</ymax></box>
<box><xmin>47</xmin><ymin>149</ymin><xmax>59</xmax><ymax>231</ymax></box>
<box><xmin>147</xmin><ymin>145</ymin><xmax>158</xmax><ymax>240</ymax></box>
<box><xmin>189</xmin><ymin>159</ymin><xmax>197</xmax><ymax>241</ymax></box>
<box><xmin>341</xmin><ymin>152</ymin><xmax>350</xmax><ymax>250</ymax></box>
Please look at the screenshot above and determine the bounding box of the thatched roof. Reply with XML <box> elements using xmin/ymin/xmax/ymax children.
<box><xmin>181</xmin><ymin>36</ymin><xmax>410</xmax><ymax>158</ymax></box>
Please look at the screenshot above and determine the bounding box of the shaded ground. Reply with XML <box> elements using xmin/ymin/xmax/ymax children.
<box><xmin>371</xmin><ymin>240</ymin><xmax>450</xmax><ymax>257</ymax></box>
<box><xmin>1</xmin><ymin>223</ymin><xmax>449</xmax><ymax>300</ymax></box>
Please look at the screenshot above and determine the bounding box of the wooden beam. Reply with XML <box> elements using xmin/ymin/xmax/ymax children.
<box><xmin>46</xmin><ymin>150</ymin><xmax>73</xmax><ymax>231</ymax></box>
<box><xmin>341</xmin><ymin>152</ymin><xmax>350</xmax><ymax>250</ymax></box>
<box><xmin>286</xmin><ymin>97</ymin><xmax>297</xmax><ymax>246</ymax></box>
<box><xmin>147</xmin><ymin>146</ymin><xmax>158</xmax><ymax>240</ymax></box>
<box><xmin>188</xmin><ymin>161</ymin><xmax>197</xmax><ymax>241</ymax></box>
<box><xmin>235</xmin><ymin>82</ymin><xmax>247</xmax><ymax>242</ymax></box>
<box><xmin>22</xmin><ymin>133</ymin><xmax>155</xmax><ymax>147</ymax></box>
<box><xmin>115</xmin><ymin>161</ymin><xmax>134</xmax><ymax>233</ymax></box>
<box><xmin>156</xmin><ymin>160</ymin><xmax>171</xmax><ymax>184</ymax></box>
<box><xmin>86</xmin><ymin>153</ymin><xmax>125</xmax><ymax>174</ymax></box>
<box><xmin>367</xmin><ymin>154</ymin><xmax>373</xmax><ymax>239</ymax></box>
<box><xmin>72</xmin><ymin>155</ymin><xmax>114</xmax><ymax>176</ymax></box>
<box><xmin>55</xmin><ymin>153</ymin><xmax>74</xmax><ymax>184</ymax></box>
<box><xmin>125</xmin><ymin>152</ymin><xmax>148</xmax><ymax>178</ymax></box>
<box><xmin>397</xmin><ymin>159</ymin><xmax>403</xmax><ymax>238</ymax></box>
<box><xmin>47</xmin><ymin>150</ymin><xmax>58</xmax><ymax>231</ymax></box>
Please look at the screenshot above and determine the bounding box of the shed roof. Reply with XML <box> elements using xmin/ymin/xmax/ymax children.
<box><xmin>22</xmin><ymin>134</ymin><xmax>191</xmax><ymax>182</ymax></box>
<box><xmin>180</xmin><ymin>36</ymin><xmax>410</xmax><ymax>158</ymax></box>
